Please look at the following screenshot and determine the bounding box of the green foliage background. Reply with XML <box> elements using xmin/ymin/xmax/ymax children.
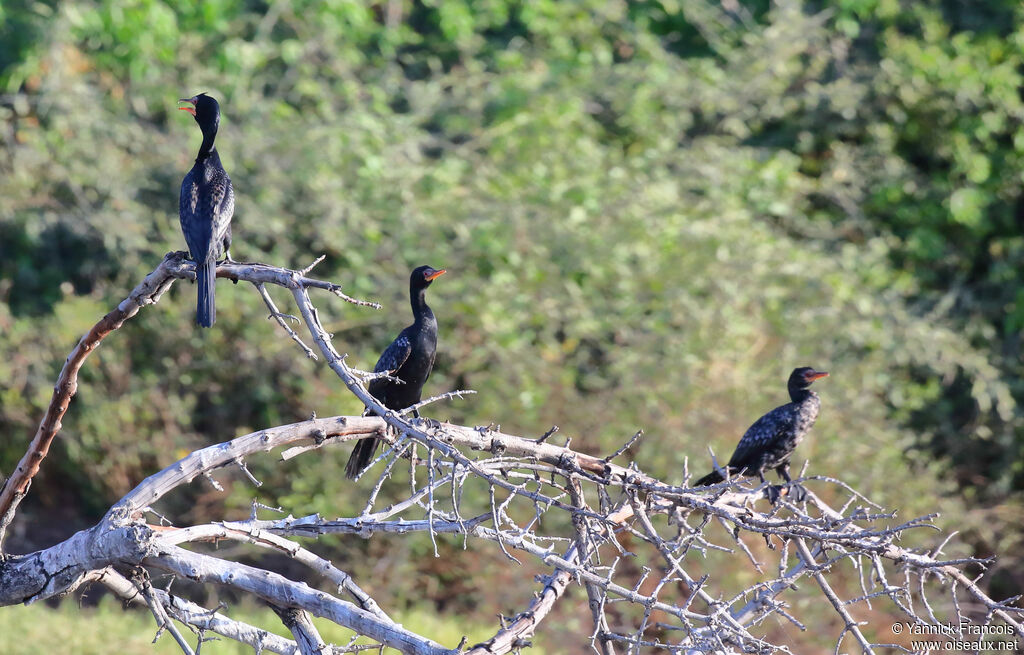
<box><xmin>1</xmin><ymin>0</ymin><xmax>1023</xmax><ymax>651</ymax></box>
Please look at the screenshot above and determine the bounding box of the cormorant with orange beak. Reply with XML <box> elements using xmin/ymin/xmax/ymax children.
<box><xmin>346</xmin><ymin>266</ymin><xmax>447</xmax><ymax>479</ymax></box>
<box><xmin>178</xmin><ymin>93</ymin><xmax>234</xmax><ymax>327</ymax></box>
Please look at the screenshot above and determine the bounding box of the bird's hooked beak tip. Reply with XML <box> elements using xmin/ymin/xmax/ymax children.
<box><xmin>807</xmin><ymin>371</ymin><xmax>829</xmax><ymax>381</ymax></box>
<box><xmin>426</xmin><ymin>269</ymin><xmax>447</xmax><ymax>281</ymax></box>
<box><xmin>178</xmin><ymin>97</ymin><xmax>198</xmax><ymax>116</ymax></box>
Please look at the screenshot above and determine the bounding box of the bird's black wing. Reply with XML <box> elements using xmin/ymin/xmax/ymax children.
<box><xmin>348</xmin><ymin>330</ymin><xmax>415</xmax><ymax>478</ymax></box>
<box><xmin>727</xmin><ymin>404</ymin><xmax>797</xmax><ymax>471</ymax></box>
<box><xmin>209</xmin><ymin>165</ymin><xmax>234</xmax><ymax>254</ymax></box>
<box><xmin>367</xmin><ymin>330</ymin><xmax>413</xmax><ymax>400</ymax></box>
<box><xmin>179</xmin><ymin>169</ymin><xmax>213</xmax><ymax>261</ymax></box>
<box><xmin>373</xmin><ymin>331</ymin><xmax>413</xmax><ymax>375</ymax></box>
<box><xmin>180</xmin><ymin>158</ymin><xmax>234</xmax><ymax>263</ymax></box>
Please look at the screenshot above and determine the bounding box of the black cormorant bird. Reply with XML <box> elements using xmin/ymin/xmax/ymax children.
<box><xmin>345</xmin><ymin>265</ymin><xmax>447</xmax><ymax>479</ymax></box>
<box><xmin>179</xmin><ymin>93</ymin><xmax>234</xmax><ymax>327</ymax></box>
<box><xmin>694</xmin><ymin>367</ymin><xmax>829</xmax><ymax>502</ymax></box>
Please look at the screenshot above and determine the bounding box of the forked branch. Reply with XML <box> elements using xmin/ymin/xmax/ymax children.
<box><xmin>1</xmin><ymin>254</ymin><xmax>1020</xmax><ymax>655</ymax></box>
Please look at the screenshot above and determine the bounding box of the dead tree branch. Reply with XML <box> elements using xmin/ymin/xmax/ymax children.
<box><xmin>0</xmin><ymin>252</ymin><xmax>378</xmax><ymax>550</ymax></box>
<box><xmin>1</xmin><ymin>254</ymin><xmax>1021</xmax><ymax>655</ymax></box>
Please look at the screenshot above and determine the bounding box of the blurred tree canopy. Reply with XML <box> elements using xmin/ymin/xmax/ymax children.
<box><xmin>2</xmin><ymin>0</ymin><xmax>1023</xmax><ymax>641</ymax></box>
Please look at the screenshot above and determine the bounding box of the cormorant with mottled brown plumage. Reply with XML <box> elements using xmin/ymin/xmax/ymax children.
<box><xmin>694</xmin><ymin>367</ymin><xmax>829</xmax><ymax>502</ymax></box>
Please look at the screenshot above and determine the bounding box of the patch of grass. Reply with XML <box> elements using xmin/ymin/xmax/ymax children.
<box><xmin>0</xmin><ymin>598</ymin><xmax>217</xmax><ymax>655</ymax></box>
<box><xmin>0</xmin><ymin>596</ymin><xmax>498</xmax><ymax>654</ymax></box>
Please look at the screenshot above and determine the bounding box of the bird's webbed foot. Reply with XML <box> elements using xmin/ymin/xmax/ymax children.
<box><xmin>785</xmin><ymin>482</ymin><xmax>808</xmax><ymax>503</ymax></box>
<box><xmin>764</xmin><ymin>482</ymin><xmax>807</xmax><ymax>504</ymax></box>
<box><xmin>415</xmin><ymin>416</ymin><xmax>442</xmax><ymax>430</ymax></box>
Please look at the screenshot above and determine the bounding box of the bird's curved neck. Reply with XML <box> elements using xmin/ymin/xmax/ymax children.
<box><xmin>410</xmin><ymin>287</ymin><xmax>434</xmax><ymax>325</ymax></box>
<box><xmin>196</xmin><ymin>126</ymin><xmax>218</xmax><ymax>160</ymax></box>
<box><xmin>788</xmin><ymin>386</ymin><xmax>817</xmax><ymax>403</ymax></box>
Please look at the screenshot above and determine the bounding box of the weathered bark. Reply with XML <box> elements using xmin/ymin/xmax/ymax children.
<box><xmin>0</xmin><ymin>524</ymin><xmax>154</xmax><ymax>604</ymax></box>
<box><xmin>1</xmin><ymin>254</ymin><xmax>1020</xmax><ymax>655</ymax></box>
<box><xmin>270</xmin><ymin>606</ymin><xmax>327</xmax><ymax>655</ymax></box>
<box><xmin>146</xmin><ymin>546</ymin><xmax>452</xmax><ymax>655</ymax></box>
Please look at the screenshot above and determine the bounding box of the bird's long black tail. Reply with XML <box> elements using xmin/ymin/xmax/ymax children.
<box><xmin>196</xmin><ymin>257</ymin><xmax>216</xmax><ymax>327</ymax></box>
<box><xmin>345</xmin><ymin>437</ymin><xmax>379</xmax><ymax>480</ymax></box>
<box><xmin>693</xmin><ymin>469</ymin><xmax>726</xmax><ymax>487</ymax></box>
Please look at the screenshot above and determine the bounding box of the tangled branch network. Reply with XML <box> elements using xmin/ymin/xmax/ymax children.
<box><xmin>0</xmin><ymin>253</ymin><xmax>1020</xmax><ymax>654</ymax></box>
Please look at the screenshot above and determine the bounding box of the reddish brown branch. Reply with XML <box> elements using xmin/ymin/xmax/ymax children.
<box><xmin>0</xmin><ymin>252</ymin><xmax>376</xmax><ymax>551</ymax></box>
<box><xmin>0</xmin><ymin>253</ymin><xmax>183</xmax><ymax>550</ymax></box>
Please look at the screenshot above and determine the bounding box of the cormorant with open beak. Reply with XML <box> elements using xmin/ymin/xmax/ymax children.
<box><xmin>178</xmin><ymin>93</ymin><xmax>234</xmax><ymax>327</ymax></box>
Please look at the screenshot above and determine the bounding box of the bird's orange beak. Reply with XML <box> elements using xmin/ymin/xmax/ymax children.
<box><xmin>426</xmin><ymin>269</ymin><xmax>447</xmax><ymax>281</ymax></box>
<box><xmin>178</xmin><ymin>97</ymin><xmax>198</xmax><ymax>116</ymax></box>
<box><xmin>806</xmin><ymin>371</ymin><xmax>829</xmax><ymax>381</ymax></box>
